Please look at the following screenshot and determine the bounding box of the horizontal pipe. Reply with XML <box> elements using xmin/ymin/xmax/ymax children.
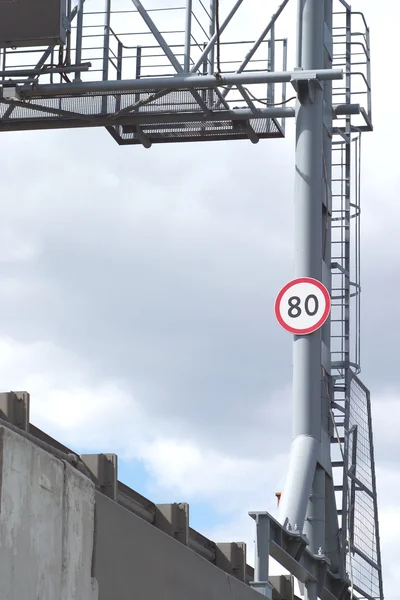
<box><xmin>0</xmin><ymin>106</ymin><xmax>296</xmax><ymax>134</ymax></box>
<box><xmin>18</xmin><ymin>68</ymin><xmax>343</xmax><ymax>98</ymax></box>
<box><xmin>117</xmin><ymin>491</ymin><xmax>155</xmax><ymax>524</ymax></box>
<box><xmin>334</xmin><ymin>103</ymin><xmax>360</xmax><ymax>116</ymax></box>
<box><xmin>188</xmin><ymin>537</ymin><xmax>216</xmax><ymax>562</ymax></box>
<box><xmin>0</xmin><ymin>63</ymin><xmax>91</xmax><ymax>78</ymax></box>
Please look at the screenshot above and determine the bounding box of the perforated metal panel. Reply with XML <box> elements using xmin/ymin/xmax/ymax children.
<box><xmin>346</xmin><ymin>375</ymin><xmax>384</xmax><ymax>600</ymax></box>
<box><xmin>0</xmin><ymin>0</ymin><xmax>67</xmax><ymax>48</ymax></box>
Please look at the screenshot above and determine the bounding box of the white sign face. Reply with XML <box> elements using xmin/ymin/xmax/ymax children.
<box><xmin>275</xmin><ymin>277</ymin><xmax>331</xmax><ymax>335</ymax></box>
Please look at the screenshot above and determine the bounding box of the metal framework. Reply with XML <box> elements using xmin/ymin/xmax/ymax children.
<box><xmin>0</xmin><ymin>0</ymin><xmax>294</xmax><ymax>144</ymax></box>
<box><xmin>0</xmin><ymin>2</ymin><xmax>382</xmax><ymax>600</ymax></box>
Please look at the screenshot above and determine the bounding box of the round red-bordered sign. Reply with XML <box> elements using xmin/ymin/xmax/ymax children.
<box><xmin>275</xmin><ymin>277</ymin><xmax>331</xmax><ymax>335</ymax></box>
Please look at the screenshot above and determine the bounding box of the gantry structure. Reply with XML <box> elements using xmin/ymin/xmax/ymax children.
<box><xmin>0</xmin><ymin>1</ymin><xmax>382</xmax><ymax>599</ymax></box>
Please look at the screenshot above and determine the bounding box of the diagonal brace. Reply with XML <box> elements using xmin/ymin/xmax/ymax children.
<box><xmin>131</xmin><ymin>0</ymin><xmax>183</xmax><ymax>73</ymax></box>
<box><xmin>190</xmin><ymin>0</ymin><xmax>245</xmax><ymax>73</ymax></box>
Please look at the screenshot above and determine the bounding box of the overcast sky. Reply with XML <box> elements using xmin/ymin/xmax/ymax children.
<box><xmin>0</xmin><ymin>0</ymin><xmax>399</xmax><ymax>597</ymax></box>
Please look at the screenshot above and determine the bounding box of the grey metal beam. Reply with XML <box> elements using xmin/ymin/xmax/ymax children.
<box><xmin>190</xmin><ymin>0</ymin><xmax>245</xmax><ymax>73</ymax></box>
<box><xmin>219</xmin><ymin>0</ymin><xmax>291</xmax><ymax>102</ymax></box>
<box><xmin>0</xmin><ymin>106</ymin><xmax>294</xmax><ymax>133</ymax></box>
<box><xmin>102</xmin><ymin>0</ymin><xmax>112</xmax><ymax>81</ymax></box>
<box><xmin>0</xmin><ymin>64</ymin><xmax>91</xmax><ymax>79</ymax></box>
<box><xmin>17</xmin><ymin>69</ymin><xmax>343</xmax><ymax>98</ymax></box>
<box><xmin>279</xmin><ymin>0</ymin><xmax>327</xmax><ymax>547</ymax></box>
<box><xmin>250</xmin><ymin>512</ymin><xmax>350</xmax><ymax>600</ymax></box>
<box><xmin>184</xmin><ymin>0</ymin><xmax>193</xmax><ymax>72</ymax></box>
<box><xmin>131</xmin><ymin>0</ymin><xmax>183</xmax><ymax>73</ymax></box>
<box><xmin>208</xmin><ymin>0</ymin><xmax>216</xmax><ymax>75</ymax></box>
<box><xmin>218</xmin><ymin>3</ymin><xmax>288</xmax><ymax>109</ymax></box>
<box><xmin>75</xmin><ymin>0</ymin><xmax>85</xmax><ymax>81</ymax></box>
<box><xmin>236</xmin><ymin>84</ymin><xmax>258</xmax><ymax>115</ymax></box>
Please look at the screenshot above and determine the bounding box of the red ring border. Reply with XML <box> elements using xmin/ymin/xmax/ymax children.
<box><xmin>274</xmin><ymin>277</ymin><xmax>331</xmax><ymax>335</ymax></box>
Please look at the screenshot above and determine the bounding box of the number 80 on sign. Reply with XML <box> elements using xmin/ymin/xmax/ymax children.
<box><xmin>274</xmin><ymin>277</ymin><xmax>331</xmax><ymax>335</ymax></box>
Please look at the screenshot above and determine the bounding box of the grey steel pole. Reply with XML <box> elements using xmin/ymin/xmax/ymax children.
<box><xmin>252</xmin><ymin>515</ymin><xmax>273</xmax><ymax>599</ymax></box>
<box><xmin>19</xmin><ymin>69</ymin><xmax>342</xmax><ymax>98</ymax></box>
<box><xmin>102</xmin><ymin>0</ymin><xmax>111</xmax><ymax>81</ymax></box>
<box><xmin>184</xmin><ymin>0</ymin><xmax>193</xmax><ymax>72</ymax></box>
<box><xmin>74</xmin><ymin>0</ymin><xmax>84</xmax><ymax>81</ymax></box>
<box><xmin>208</xmin><ymin>0</ymin><xmax>216</xmax><ymax>75</ymax></box>
<box><xmin>254</xmin><ymin>516</ymin><xmax>269</xmax><ymax>583</ymax></box>
<box><xmin>297</xmin><ymin>2</ymin><xmax>327</xmax><ymax>599</ymax></box>
<box><xmin>278</xmin><ymin>3</ymin><xmax>327</xmax><ymax>586</ymax></box>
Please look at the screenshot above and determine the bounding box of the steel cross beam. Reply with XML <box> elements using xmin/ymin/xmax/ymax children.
<box><xmin>218</xmin><ymin>0</ymin><xmax>291</xmax><ymax>104</ymax></box>
<box><xmin>190</xmin><ymin>0</ymin><xmax>245</xmax><ymax>73</ymax></box>
<box><xmin>17</xmin><ymin>69</ymin><xmax>343</xmax><ymax>98</ymax></box>
<box><xmin>249</xmin><ymin>512</ymin><xmax>351</xmax><ymax>600</ymax></box>
<box><xmin>129</xmin><ymin>0</ymin><xmax>211</xmax><ymax>115</ymax></box>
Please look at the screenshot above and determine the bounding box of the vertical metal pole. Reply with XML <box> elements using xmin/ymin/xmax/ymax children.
<box><xmin>252</xmin><ymin>515</ymin><xmax>273</xmax><ymax>599</ymax></box>
<box><xmin>184</xmin><ymin>0</ymin><xmax>193</xmax><ymax>72</ymax></box>
<box><xmin>293</xmin><ymin>0</ymin><xmax>324</xmax><ymax>447</ymax></box>
<box><xmin>115</xmin><ymin>41</ymin><xmax>123</xmax><ymax>113</ymax></box>
<box><xmin>279</xmin><ymin>2</ymin><xmax>327</xmax><ymax>584</ymax></box>
<box><xmin>296</xmin><ymin>0</ymin><xmax>304</xmax><ymax>68</ymax></box>
<box><xmin>202</xmin><ymin>43</ymin><xmax>207</xmax><ymax>105</ymax></box>
<box><xmin>103</xmin><ymin>0</ymin><xmax>111</xmax><ymax>81</ymax></box>
<box><xmin>66</xmin><ymin>0</ymin><xmax>72</xmax><ymax>65</ymax></box>
<box><xmin>102</xmin><ymin>0</ymin><xmax>111</xmax><ymax>113</ymax></box>
<box><xmin>135</xmin><ymin>46</ymin><xmax>142</xmax><ymax>104</ymax></box>
<box><xmin>267</xmin><ymin>23</ymin><xmax>275</xmax><ymax>105</ymax></box>
<box><xmin>366</xmin><ymin>27</ymin><xmax>372</xmax><ymax>122</ymax></box>
<box><xmin>74</xmin><ymin>0</ymin><xmax>84</xmax><ymax>81</ymax></box>
<box><xmin>254</xmin><ymin>516</ymin><xmax>269</xmax><ymax>583</ymax></box>
<box><xmin>208</xmin><ymin>0</ymin><xmax>216</xmax><ymax>75</ymax></box>
<box><xmin>297</xmin><ymin>2</ymin><xmax>331</xmax><ymax>598</ymax></box>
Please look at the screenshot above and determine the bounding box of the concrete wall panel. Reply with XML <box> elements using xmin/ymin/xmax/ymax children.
<box><xmin>0</xmin><ymin>426</ymin><xmax>95</xmax><ymax>600</ymax></box>
<box><xmin>94</xmin><ymin>492</ymin><xmax>262</xmax><ymax>600</ymax></box>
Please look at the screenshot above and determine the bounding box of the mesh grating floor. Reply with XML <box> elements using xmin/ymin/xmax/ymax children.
<box><xmin>115</xmin><ymin>116</ymin><xmax>282</xmax><ymax>144</ymax></box>
<box><xmin>0</xmin><ymin>88</ymin><xmax>284</xmax><ymax>142</ymax></box>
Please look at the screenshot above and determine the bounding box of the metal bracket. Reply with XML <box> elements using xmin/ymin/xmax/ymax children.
<box><xmin>154</xmin><ymin>502</ymin><xmax>189</xmax><ymax>546</ymax></box>
<box><xmin>250</xmin><ymin>581</ymin><xmax>274</xmax><ymax>598</ymax></box>
<box><xmin>249</xmin><ymin>511</ymin><xmax>352</xmax><ymax>600</ymax></box>
<box><xmin>81</xmin><ymin>453</ymin><xmax>118</xmax><ymax>500</ymax></box>
<box><xmin>215</xmin><ymin>542</ymin><xmax>247</xmax><ymax>582</ymax></box>
<box><xmin>291</xmin><ymin>70</ymin><xmax>323</xmax><ymax>104</ymax></box>
<box><xmin>0</xmin><ymin>391</ymin><xmax>30</xmax><ymax>431</ymax></box>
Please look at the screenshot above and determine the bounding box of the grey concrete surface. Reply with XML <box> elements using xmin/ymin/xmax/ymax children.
<box><xmin>0</xmin><ymin>425</ymin><xmax>95</xmax><ymax>600</ymax></box>
<box><xmin>94</xmin><ymin>491</ymin><xmax>264</xmax><ymax>600</ymax></box>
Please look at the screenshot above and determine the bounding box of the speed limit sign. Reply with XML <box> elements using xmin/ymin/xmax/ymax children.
<box><xmin>275</xmin><ymin>277</ymin><xmax>331</xmax><ymax>335</ymax></box>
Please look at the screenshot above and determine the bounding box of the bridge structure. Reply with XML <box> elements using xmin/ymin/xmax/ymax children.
<box><xmin>0</xmin><ymin>1</ymin><xmax>383</xmax><ymax>600</ymax></box>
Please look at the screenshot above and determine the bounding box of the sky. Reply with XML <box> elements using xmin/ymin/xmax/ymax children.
<box><xmin>1</xmin><ymin>0</ymin><xmax>399</xmax><ymax>597</ymax></box>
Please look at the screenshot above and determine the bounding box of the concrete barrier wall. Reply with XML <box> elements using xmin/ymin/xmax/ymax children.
<box><xmin>0</xmin><ymin>425</ymin><xmax>96</xmax><ymax>600</ymax></box>
<box><xmin>94</xmin><ymin>492</ymin><xmax>263</xmax><ymax>600</ymax></box>
<box><xmin>0</xmin><ymin>422</ymin><xmax>266</xmax><ymax>600</ymax></box>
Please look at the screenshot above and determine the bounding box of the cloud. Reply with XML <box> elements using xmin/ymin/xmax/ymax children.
<box><xmin>0</xmin><ymin>0</ymin><xmax>399</xmax><ymax>598</ymax></box>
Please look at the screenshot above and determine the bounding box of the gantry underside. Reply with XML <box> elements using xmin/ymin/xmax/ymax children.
<box><xmin>0</xmin><ymin>87</ymin><xmax>283</xmax><ymax>144</ymax></box>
